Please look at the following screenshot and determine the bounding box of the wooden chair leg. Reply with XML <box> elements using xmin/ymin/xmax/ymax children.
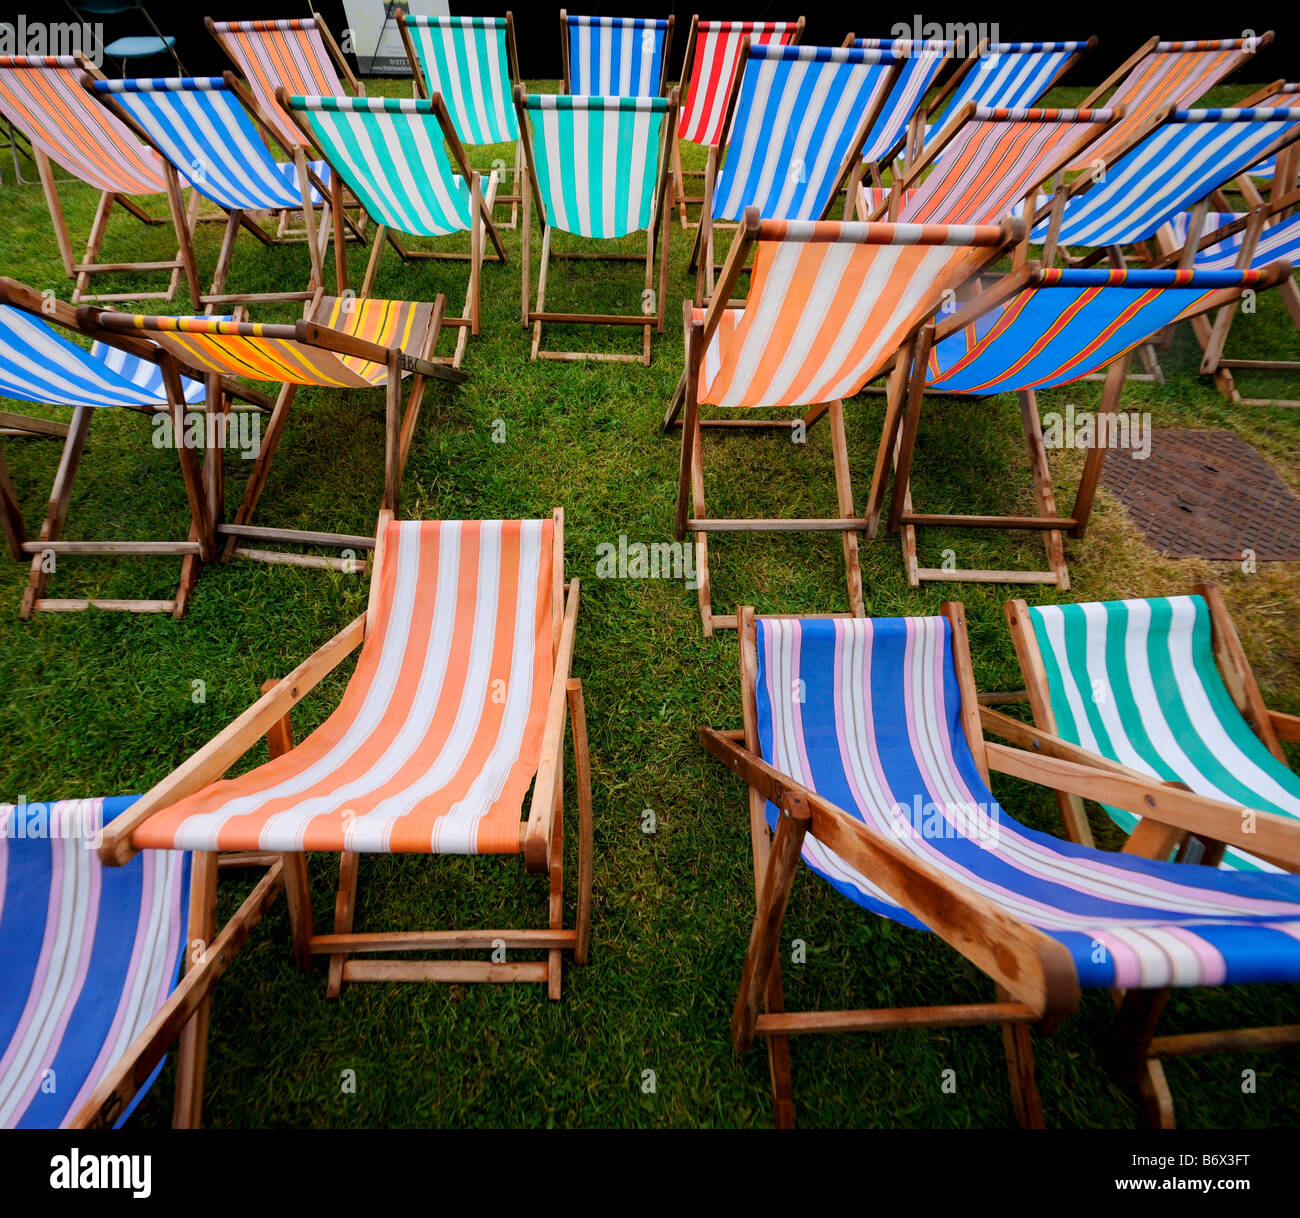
<box><xmin>221</xmin><ymin>384</ymin><xmax>297</xmax><ymax>562</ymax></box>
<box><xmin>568</xmin><ymin>677</ymin><xmax>594</xmax><ymax>967</ymax></box>
<box><xmin>548</xmin><ymin>784</ymin><xmax>565</xmax><ymax>1000</ymax></box>
<box><xmin>997</xmin><ymin>983</ymin><xmax>1045</xmax><ymax>1128</ymax></box>
<box><xmin>20</xmin><ymin>405</ymin><xmax>92</xmax><ymax>618</ymax></box>
<box><xmin>326</xmin><ymin>851</ymin><xmax>360</xmax><ymax>999</ymax></box>
<box><xmin>689</xmin><ymin>406</ymin><xmax>713</xmax><ymax>635</ymax></box>
<box><xmin>1019</xmin><ymin>390</ymin><xmax>1069</xmax><ymax>590</ymax></box>
<box><xmin>866</xmin><ymin>354</ymin><xmax>912</xmax><ymax>536</ymax></box>
<box><xmin>530</xmin><ymin>226</ymin><xmax>552</xmax><ymax>360</ymax></box>
<box><xmin>173</xmin><ymin>850</ymin><xmax>218</xmax><ymax>1129</ymax></box>
<box><xmin>828</xmin><ymin>399</ymin><xmax>865</xmax><ymax>617</ymax></box>
<box><xmin>1110</xmin><ymin>987</ymin><xmax>1176</xmax><ymax>1128</ymax></box>
<box><xmin>765</xmin><ymin>957</ymin><xmax>796</xmax><ymax>1129</ymax></box>
<box><xmin>207</xmin><ymin>210</ymin><xmax>244</xmax><ymax>307</ymax></box>
<box><xmin>0</xmin><ymin>447</ymin><xmax>25</xmax><ymax>560</ymax></box>
<box><xmin>361</xmin><ymin>224</ymin><xmax>388</xmax><ymax>297</ymax></box>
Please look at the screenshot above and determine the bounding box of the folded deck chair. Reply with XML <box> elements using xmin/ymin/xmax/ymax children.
<box><xmin>98</xmin><ymin>512</ymin><xmax>593</xmax><ymax>1001</ymax></box>
<box><xmin>690</xmin><ymin>43</ymin><xmax>902</xmax><ymax>302</ymax></box>
<box><xmin>91</xmin><ymin>74</ymin><xmax>335</xmax><ymax>308</ymax></box>
<box><xmin>673</xmin><ymin>17</ymin><xmax>805</xmax><ymax>227</ymax></box>
<box><xmin>0</xmin><ymin>795</ymin><xmax>282</xmax><ymax>1129</ymax></box>
<box><xmin>83</xmin><ymin>297</ymin><xmax>466</xmax><ymax>570</ymax></box>
<box><xmin>400</xmin><ymin>13</ymin><xmax>524</xmax><ymax>228</ymax></box>
<box><xmin>514</xmin><ymin>89</ymin><xmax>678</xmax><ymax>364</ymax></box>
<box><xmin>0</xmin><ymin>55</ymin><xmax>192</xmax><ymax>303</ymax></box>
<box><xmin>874</xmin><ymin>264</ymin><xmax>1290</xmax><ymax>589</ymax></box>
<box><xmin>1002</xmin><ymin>586</ymin><xmax>1300</xmax><ymax>876</ymax></box>
<box><xmin>560</xmin><ymin>11</ymin><xmax>674</xmax><ymax>96</ymax></box>
<box><xmin>700</xmin><ymin>606</ymin><xmax>1300</xmax><ymax>1128</ymax></box>
<box><xmin>665</xmin><ymin>210</ymin><xmax>1021</xmax><ymax>633</ymax></box>
<box><xmin>282</xmin><ymin>93</ymin><xmax>506</xmax><ymax>369</ymax></box>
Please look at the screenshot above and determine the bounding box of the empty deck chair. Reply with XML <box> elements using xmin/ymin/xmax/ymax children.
<box><xmin>91</xmin><ymin>74</ymin><xmax>335</xmax><ymax>308</ymax></box>
<box><xmin>515</xmin><ymin>88</ymin><xmax>678</xmax><ymax>364</ymax></box>
<box><xmin>83</xmin><ymin>297</ymin><xmax>465</xmax><ymax>570</ymax></box>
<box><xmin>1002</xmin><ymin>586</ymin><xmax>1300</xmax><ymax>875</ymax></box>
<box><xmin>560</xmin><ymin>11</ymin><xmax>674</xmax><ymax>96</ymax></box>
<box><xmin>97</xmin><ymin>512</ymin><xmax>593</xmax><ymax>1001</ymax></box>
<box><xmin>665</xmin><ymin>210</ymin><xmax>1022</xmax><ymax>633</ymax></box>
<box><xmin>282</xmin><ymin>93</ymin><xmax>507</xmax><ymax>368</ymax></box>
<box><xmin>0</xmin><ymin>55</ymin><xmax>192</xmax><ymax>303</ymax></box>
<box><xmin>874</xmin><ymin>264</ymin><xmax>1290</xmax><ymax>588</ymax></box>
<box><xmin>701</xmin><ymin>606</ymin><xmax>1300</xmax><ymax>1128</ymax></box>
<box><xmin>400</xmin><ymin>12</ymin><xmax>524</xmax><ymax>227</ymax></box>
<box><xmin>673</xmin><ymin>17</ymin><xmax>805</xmax><ymax>226</ymax></box>
<box><xmin>691</xmin><ymin>43</ymin><xmax>901</xmax><ymax>301</ymax></box>
<box><xmin>0</xmin><ymin>795</ymin><xmax>282</xmax><ymax>1128</ymax></box>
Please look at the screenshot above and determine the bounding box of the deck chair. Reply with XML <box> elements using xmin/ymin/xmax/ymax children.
<box><xmin>673</xmin><ymin>17</ymin><xmax>805</xmax><ymax>227</ymax></box>
<box><xmin>691</xmin><ymin>43</ymin><xmax>902</xmax><ymax>302</ymax></box>
<box><xmin>1002</xmin><ymin>586</ymin><xmax>1300</xmax><ymax>875</ymax></box>
<box><xmin>282</xmin><ymin>93</ymin><xmax>507</xmax><ymax>369</ymax></box>
<box><xmin>875</xmin><ymin>264</ymin><xmax>1291</xmax><ymax>589</ymax></box>
<box><xmin>560</xmin><ymin>11</ymin><xmax>674</xmax><ymax>96</ymax></box>
<box><xmin>1237</xmin><ymin>81</ymin><xmax>1300</xmax><ymax>181</ymax></box>
<box><xmin>0</xmin><ymin>795</ymin><xmax>281</xmax><ymax>1129</ymax></box>
<box><xmin>400</xmin><ymin>13</ymin><xmax>524</xmax><ymax>229</ymax></box>
<box><xmin>0</xmin><ymin>446</ymin><xmax>25</xmax><ymax>560</ymax></box>
<box><xmin>97</xmin><ymin>512</ymin><xmax>593</xmax><ymax>1001</ymax></box>
<box><xmin>665</xmin><ymin>211</ymin><xmax>1022</xmax><ymax>633</ymax></box>
<box><xmin>701</xmin><ymin>605</ymin><xmax>1300</xmax><ymax>1128</ymax></box>
<box><xmin>90</xmin><ymin>74</ymin><xmax>335</xmax><ymax>308</ymax></box>
<box><xmin>0</xmin><ymin>55</ymin><xmax>192</xmax><ymax>303</ymax></box>
<box><xmin>0</xmin><ymin>277</ymin><xmax>224</xmax><ymax>619</ymax></box>
<box><xmin>515</xmin><ymin>89</ymin><xmax>678</xmax><ymax>365</ymax></box>
<box><xmin>82</xmin><ymin>297</ymin><xmax>466</xmax><ymax>571</ymax></box>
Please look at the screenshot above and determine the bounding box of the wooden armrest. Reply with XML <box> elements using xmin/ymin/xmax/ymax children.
<box><xmin>979</xmin><ymin>707</ymin><xmax>1152</xmax><ymax>781</ymax></box>
<box><xmin>98</xmin><ymin>613</ymin><xmax>367</xmax><ymax>866</ymax></box>
<box><xmin>1268</xmin><ymin>709</ymin><xmax>1300</xmax><ymax>744</ymax></box>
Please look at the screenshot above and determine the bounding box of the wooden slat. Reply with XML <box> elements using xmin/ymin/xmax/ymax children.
<box><xmin>20</xmin><ymin>540</ymin><xmax>200</xmax><ymax>555</ymax></box>
<box><xmin>688</xmin><ymin>517</ymin><xmax>872</xmax><ymax>532</ymax></box>
<box><xmin>233</xmin><ymin>547</ymin><xmax>368</xmax><ymax>572</ymax></box>
<box><xmin>32</xmin><ymin>598</ymin><xmax>177</xmax><ymax>613</ymax></box>
<box><xmin>755</xmin><ymin>1002</ymin><xmax>1039</xmax><ymax>1036</ymax></box>
<box><xmin>342</xmin><ymin>960</ymin><xmax>549</xmax><ymax>983</ymax></box>
<box><xmin>1150</xmin><ymin>1024</ymin><xmax>1300</xmax><ymax>1059</ymax></box>
<box><xmin>218</xmin><ymin>523</ymin><xmax>376</xmax><ymax>549</ymax></box>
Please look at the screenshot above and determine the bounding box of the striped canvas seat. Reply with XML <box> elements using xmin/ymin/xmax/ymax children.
<box><xmin>1243</xmin><ymin>83</ymin><xmax>1298</xmax><ymax>177</ymax></box>
<box><xmin>1035</xmin><ymin>108</ymin><xmax>1300</xmax><ymax>248</ymax></box>
<box><xmin>848</xmin><ymin>39</ymin><xmax>951</xmax><ymax>164</ymax></box>
<box><xmin>754</xmin><ymin>615</ymin><xmax>1300</xmax><ymax>989</ymax></box>
<box><xmin>713</xmin><ymin>45</ymin><xmax>899</xmax><ymax>222</ymax></box>
<box><xmin>521</xmin><ymin>95</ymin><xmax>670</xmax><ymax>238</ymax></box>
<box><xmin>679</xmin><ymin>20</ymin><xmax>801</xmax><ymax>147</ymax></box>
<box><xmin>564</xmin><ymin>14</ymin><xmax>670</xmax><ymax>96</ymax></box>
<box><xmin>1167</xmin><ymin>208</ymin><xmax>1300</xmax><ymax>270</ymax></box>
<box><xmin>0</xmin><ymin>797</ymin><xmax>189</xmax><ymax>1128</ymax></box>
<box><xmin>209</xmin><ymin>18</ymin><xmax>351</xmax><ymax>150</ymax></box>
<box><xmin>401</xmin><ymin>14</ymin><xmax>518</xmax><ymax>146</ymax></box>
<box><xmin>91</xmin><ymin>77</ymin><xmax>329</xmax><ymax>211</ymax></box>
<box><xmin>133</xmin><ymin>519</ymin><xmax>555</xmax><ymax>855</ymax></box>
<box><xmin>1025</xmin><ymin>595</ymin><xmax>1300</xmax><ymax>872</ymax></box>
<box><xmin>0</xmin><ymin>56</ymin><xmax>166</xmax><ymax>194</ymax></box>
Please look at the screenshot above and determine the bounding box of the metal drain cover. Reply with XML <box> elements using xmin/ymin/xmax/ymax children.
<box><xmin>1101</xmin><ymin>429</ymin><xmax>1300</xmax><ymax>560</ymax></box>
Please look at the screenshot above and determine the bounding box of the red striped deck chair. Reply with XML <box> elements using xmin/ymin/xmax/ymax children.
<box><xmin>0</xmin><ymin>55</ymin><xmax>193</xmax><ymax>304</ymax></box>
<box><xmin>664</xmin><ymin>209</ymin><xmax>1022</xmax><ymax>633</ymax></box>
<box><xmin>97</xmin><ymin>511</ymin><xmax>593</xmax><ymax>1001</ymax></box>
<box><xmin>672</xmin><ymin>17</ymin><xmax>805</xmax><ymax>228</ymax></box>
<box><xmin>82</xmin><ymin>295</ymin><xmax>465</xmax><ymax>572</ymax></box>
<box><xmin>700</xmin><ymin>604</ymin><xmax>1300</xmax><ymax>1127</ymax></box>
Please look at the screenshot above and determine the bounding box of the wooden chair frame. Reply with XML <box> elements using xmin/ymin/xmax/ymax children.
<box><xmin>560</xmin><ymin>10</ymin><xmax>675</xmax><ymax>96</ymax></box>
<box><xmin>701</xmin><ymin>601</ymin><xmax>1300</xmax><ymax>1127</ymax></box>
<box><xmin>0</xmin><ymin>444</ymin><xmax>25</xmax><ymax>560</ymax></box>
<box><xmin>515</xmin><ymin>86</ymin><xmax>679</xmax><ymax>366</ymax></box>
<box><xmin>97</xmin><ymin>508</ymin><xmax>594</xmax><ymax>1001</ymax></box>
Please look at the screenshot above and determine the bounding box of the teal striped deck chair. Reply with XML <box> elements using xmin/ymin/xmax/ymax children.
<box><xmin>1007</xmin><ymin>586</ymin><xmax>1300</xmax><ymax>874</ymax></box>
<box><xmin>514</xmin><ymin>89</ymin><xmax>679</xmax><ymax>365</ymax></box>
<box><xmin>400</xmin><ymin>13</ymin><xmax>525</xmax><ymax>229</ymax></box>
<box><xmin>282</xmin><ymin>93</ymin><xmax>506</xmax><ymax>369</ymax></box>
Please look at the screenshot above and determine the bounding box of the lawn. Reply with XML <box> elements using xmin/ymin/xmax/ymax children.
<box><xmin>1</xmin><ymin>77</ymin><xmax>1298</xmax><ymax>1129</ymax></box>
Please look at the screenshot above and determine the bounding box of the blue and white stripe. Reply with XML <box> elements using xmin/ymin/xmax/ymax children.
<box><xmin>566</xmin><ymin>15</ymin><xmax>669</xmax><ymax>97</ymax></box>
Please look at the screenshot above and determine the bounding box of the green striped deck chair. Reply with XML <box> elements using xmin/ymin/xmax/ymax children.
<box><xmin>514</xmin><ymin>89</ymin><xmax>679</xmax><ymax>365</ymax></box>
<box><xmin>281</xmin><ymin>93</ymin><xmax>507</xmax><ymax>370</ymax></box>
<box><xmin>399</xmin><ymin>13</ymin><xmax>524</xmax><ymax>228</ymax></box>
<box><xmin>1006</xmin><ymin>586</ymin><xmax>1300</xmax><ymax>872</ymax></box>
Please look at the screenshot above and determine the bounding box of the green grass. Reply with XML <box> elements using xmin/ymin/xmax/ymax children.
<box><xmin>1</xmin><ymin>78</ymin><xmax>1298</xmax><ymax>1129</ymax></box>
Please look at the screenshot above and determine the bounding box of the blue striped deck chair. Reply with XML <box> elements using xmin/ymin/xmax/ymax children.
<box><xmin>691</xmin><ymin>44</ymin><xmax>901</xmax><ymax>302</ymax></box>
<box><xmin>872</xmin><ymin>264</ymin><xmax>1290</xmax><ymax>589</ymax></box>
<box><xmin>701</xmin><ymin>606</ymin><xmax>1300</xmax><ymax>1127</ymax></box>
<box><xmin>0</xmin><ymin>795</ymin><xmax>282</xmax><ymax>1128</ymax></box>
<box><xmin>400</xmin><ymin>13</ymin><xmax>525</xmax><ymax>229</ymax></box>
<box><xmin>514</xmin><ymin>89</ymin><xmax>679</xmax><ymax>365</ymax></box>
<box><xmin>560</xmin><ymin>11</ymin><xmax>674</xmax><ymax>97</ymax></box>
<box><xmin>0</xmin><ymin>277</ymin><xmax>221</xmax><ymax>619</ymax></box>
<box><xmin>1005</xmin><ymin>586</ymin><xmax>1300</xmax><ymax>876</ymax></box>
<box><xmin>282</xmin><ymin>93</ymin><xmax>507</xmax><ymax>369</ymax></box>
<box><xmin>842</xmin><ymin>37</ymin><xmax>954</xmax><ymax>173</ymax></box>
<box><xmin>90</xmin><ymin>73</ymin><xmax>336</xmax><ymax>308</ymax></box>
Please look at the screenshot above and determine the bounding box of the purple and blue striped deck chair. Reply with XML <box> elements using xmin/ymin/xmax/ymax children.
<box><xmin>702</xmin><ymin>606</ymin><xmax>1300</xmax><ymax>1125</ymax></box>
<box><xmin>561</xmin><ymin>12</ymin><xmax>673</xmax><ymax>97</ymax></box>
<box><xmin>845</xmin><ymin>38</ymin><xmax>953</xmax><ymax>168</ymax></box>
<box><xmin>90</xmin><ymin>74</ymin><xmax>335</xmax><ymax>307</ymax></box>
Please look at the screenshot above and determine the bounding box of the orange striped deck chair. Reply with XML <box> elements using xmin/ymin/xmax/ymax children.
<box><xmin>97</xmin><ymin>511</ymin><xmax>593</xmax><ymax>1000</ymax></box>
<box><xmin>664</xmin><ymin>208</ymin><xmax>1022</xmax><ymax>633</ymax></box>
<box><xmin>83</xmin><ymin>295</ymin><xmax>466</xmax><ymax>572</ymax></box>
<box><xmin>0</xmin><ymin>55</ymin><xmax>194</xmax><ymax>304</ymax></box>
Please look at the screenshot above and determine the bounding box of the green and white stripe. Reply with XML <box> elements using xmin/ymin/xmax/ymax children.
<box><xmin>404</xmin><ymin>16</ymin><xmax>518</xmax><ymax>146</ymax></box>
<box><xmin>1029</xmin><ymin>595</ymin><xmax>1300</xmax><ymax>872</ymax></box>
<box><xmin>522</xmin><ymin>95</ymin><xmax>667</xmax><ymax>239</ymax></box>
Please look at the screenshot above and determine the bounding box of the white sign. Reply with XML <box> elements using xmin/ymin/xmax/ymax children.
<box><xmin>340</xmin><ymin>0</ymin><xmax>449</xmax><ymax>76</ymax></box>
